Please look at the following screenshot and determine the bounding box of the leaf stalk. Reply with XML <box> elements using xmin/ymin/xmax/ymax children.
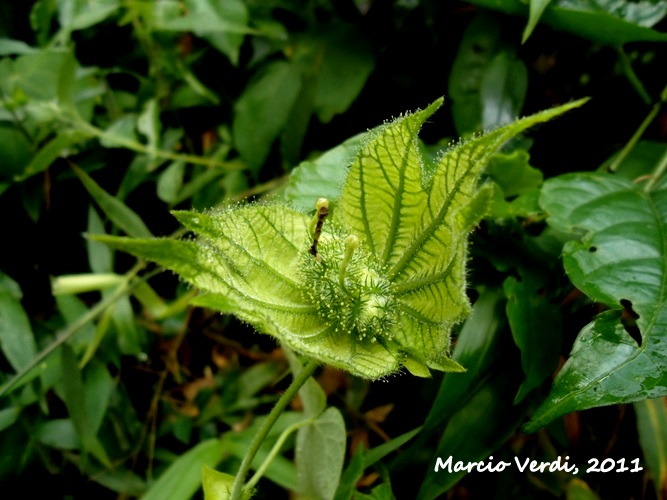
<box><xmin>230</xmin><ymin>359</ymin><xmax>319</xmax><ymax>500</ymax></box>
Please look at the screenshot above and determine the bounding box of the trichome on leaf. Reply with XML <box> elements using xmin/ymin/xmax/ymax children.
<box><xmin>95</xmin><ymin>97</ymin><xmax>587</xmax><ymax>379</ymax></box>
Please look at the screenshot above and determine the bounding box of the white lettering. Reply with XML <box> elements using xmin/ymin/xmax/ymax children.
<box><xmin>515</xmin><ymin>457</ymin><xmax>531</xmax><ymax>472</ymax></box>
<box><xmin>434</xmin><ymin>456</ymin><xmax>453</xmax><ymax>472</ymax></box>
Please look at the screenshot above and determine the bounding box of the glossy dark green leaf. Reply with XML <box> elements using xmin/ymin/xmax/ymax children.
<box><xmin>526</xmin><ymin>173</ymin><xmax>667</xmax><ymax>431</ymax></box>
<box><xmin>296</xmin><ymin>407</ymin><xmax>346</xmax><ymax>500</ymax></box>
<box><xmin>600</xmin><ymin>141</ymin><xmax>667</xmax><ymax>181</ymax></box>
<box><xmin>523</xmin><ymin>0</ymin><xmax>554</xmax><ymax>42</ymax></box>
<box><xmin>448</xmin><ymin>13</ymin><xmax>502</xmax><ymax>135</ymax></box>
<box><xmin>468</xmin><ymin>0</ymin><xmax>667</xmax><ymax>45</ymax></box>
<box><xmin>634</xmin><ymin>398</ymin><xmax>667</xmax><ymax>497</ymax></box>
<box><xmin>504</xmin><ymin>273</ymin><xmax>562</xmax><ymax>403</ymax></box>
<box><xmin>480</xmin><ymin>51</ymin><xmax>528</xmax><ymax>129</ymax></box>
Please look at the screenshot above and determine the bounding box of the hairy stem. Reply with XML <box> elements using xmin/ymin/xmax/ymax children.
<box><xmin>230</xmin><ymin>359</ymin><xmax>319</xmax><ymax>500</ymax></box>
<box><xmin>246</xmin><ymin>418</ymin><xmax>314</xmax><ymax>491</ymax></box>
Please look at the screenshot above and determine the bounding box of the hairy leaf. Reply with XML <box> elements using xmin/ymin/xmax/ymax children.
<box><xmin>96</xmin><ymin>98</ymin><xmax>586</xmax><ymax>379</ymax></box>
<box><xmin>526</xmin><ymin>172</ymin><xmax>667</xmax><ymax>431</ymax></box>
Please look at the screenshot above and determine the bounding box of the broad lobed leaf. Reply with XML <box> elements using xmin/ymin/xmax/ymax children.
<box><xmin>97</xmin><ymin>98</ymin><xmax>587</xmax><ymax>380</ymax></box>
<box><xmin>526</xmin><ymin>172</ymin><xmax>667</xmax><ymax>431</ymax></box>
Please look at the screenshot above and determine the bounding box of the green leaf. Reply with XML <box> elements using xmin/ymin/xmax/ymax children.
<box><xmin>285</xmin><ymin>348</ymin><xmax>326</xmax><ymax>417</ymax></box>
<box><xmin>87</xmin><ymin>205</ymin><xmax>112</xmax><ymax>274</ymax></box>
<box><xmin>0</xmin><ymin>407</ymin><xmax>20</xmax><ymax>432</ymax></box>
<box><xmin>58</xmin><ymin>0</ymin><xmax>120</xmax><ymax>31</ymax></box>
<box><xmin>285</xmin><ymin>130</ymin><xmax>369</xmax><ymax>211</ymax></box>
<box><xmin>417</xmin><ymin>375</ymin><xmax>529</xmax><ymax>499</ymax></box>
<box><xmin>600</xmin><ymin>141</ymin><xmax>667</xmax><ymax>181</ymax></box>
<box><xmin>311</xmin><ymin>24</ymin><xmax>375</xmax><ymax>123</ymax></box>
<box><xmin>151</xmin><ymin>0</ymin><xmax>255</xmax><ymax>35</ymax></box>
<box><xmin>0</xmin><ymin>125</ymin><xmax>34</xmax><ymax>180</ymax></box>
<box><xmin>137</xmin><ymin>98</ymin><xmax>161</xmax><ymax>162</ymax></box>
<box><xmin>448</xmin><ymin>13</ymin><xmax>502</xmax><ymax>135</ymax></box>
<box><xmin>157</xmin><ymin>161</ymin><xmax>185</xmax><ymax>205</ymax></box>
<box><xmin>83</xmin><ymin>361</ymin><xmax>114</xmax><ymax>438</ymax></box>
<box><xmin>111</xmin><ymin>294</ymin><xmax>144</xmax><ymax>355</ymax></box>
<box><xmin>566</xmin><ymin>478</ymin><xmax>600</xmax><ymax>500</ymax></box>
<box><xmin>233</xmin><ymin>61</ymin><xmax>302</xmax><ymax>173</ymax></box>
<box><xmin>422</xmin><ymin>288</ymin><xmax>507</xmax><ymax>433</ymax></box>
<box><xmin>0</xmin><ymin>286</ymin><xmax>37</xmax><ymax>372</ymax></box>
<box><xmin>15</xmin><ymin>132</ymin><xmax>81</xmax><ymax>181</ymax></box>
<box><xmin>142</xmin><ymin>439</ymin><xmax>226</xmax><ymax>500</ymax></box>
<box><xmin>35</xmin><ymin>418</ymin><xmax>80</xmax><ymax>450</ymax></box>
<box><xmin>363</xmin><ymin>426</ymin><xmax>421</xmax><ymax>468</ymax></box>
<box><xmin>97</xmin><ymin>99</ymin><xmax>586</xmax><ymax>380</ymax></box>
<box><xmin>0</xmin><ymin>38</ymin><xmax>39</xmax><ymax>55</ymax></box>
<box><xmin>504</xmin><ymin>272</ymin><xmax>562</xmax><ymax>403</ymax></box>
<box><xmin>60</xmin><ymin>344</ymin><xmax>111</xmax><ymax>466</ymax></box>
<box><xmin>74</xmin><ymin>165</ymin><xmax>152</xmax><ymax>238</ymax></box>
<box><xmin>340</xmin><ymin>98</ymin><xmax>587</xmax><ymax>372</ymax></box>
<box><xmin>486</xmin><ymin>149</ymin><xmax>543</xmax><ymax>198</ymax></box>
<box><xmin>333</xmin><ymin>445</ymin><xmax>365</xmax><ymax>500</ymax></box>
<box><xmin>10</xmin><ymin>49</ymin><xmax>71</xmax><ymax>100</ymax></box>
<box><xmin>523</xmin><ymin>0</ymin><xmax>554</xmax><ymax>43</ymax></box>
<box><xmin>468</xmin><ymin>0</ymin><xmax>667</xmax><ymax>45</ymax></box>
<box><xmin>193</xmin><ymin>0</ymin><xmax>248</xmax><ymax>65</ymax></box>
<box><xmin>296</xmin><ymin>407</ymin><xmax>346</xmax><ymax>500</ymax></box>
<box><xmin>480</xmin><ymin>51</ymin><xmax>528</xmax><ymax>129</ymax></box>
<box><xmin>202</xmin><ymin>464</ymin><xmax>238</xmax><ymax>500</ymax></box>
<box><xmin>526</xmin><ymin>172</ymin><xmax>667</xmax><ymax>431</ymax></box>
<box><xmin>634</xmin><ymin>398</ymin><xmax>667</xmax><ymax>497</ymax></box>
<box><xmin>99</xmin><ymin>114</ymin><xmax>139</xmax><ymax>148</ymax></box>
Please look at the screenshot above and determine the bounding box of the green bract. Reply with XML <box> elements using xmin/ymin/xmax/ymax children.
<box><xmin>96</xmin><ymin>98</ymin><xmax>586</xmax><ymax>379</ymax></box>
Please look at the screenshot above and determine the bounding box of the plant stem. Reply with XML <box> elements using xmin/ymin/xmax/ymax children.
<box><xmin>246</xmin><ymin>418</ymin><xmax>314</xmax><ymax>491</ymax></box>
<box><xmin>73</xmin><ymin>119</ymin><xmax>245</xmax><ymax>171</ymax></box>
<box><xmin>644</xmin><ymin>147</ymin><xmax>667</xmax><ymax>193</ymax></box>
<box><xmin>230</xmin><ymin>359</ymin><xmax>319</xmax><ymax>500</ymax></box>
<box><xmin>608</xmin><ymin>82</ymin><xmax>667</xmax><ymax>173</ymax></box>
<box><xmin>617</xmin><ymin>48</ymin><xmax>652</xmax><ymax>106</ymax></box>
<box><xmin>0</xmin><ymin>263</ymin><xmax>144</xmax><ymax>397</ymax></box>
